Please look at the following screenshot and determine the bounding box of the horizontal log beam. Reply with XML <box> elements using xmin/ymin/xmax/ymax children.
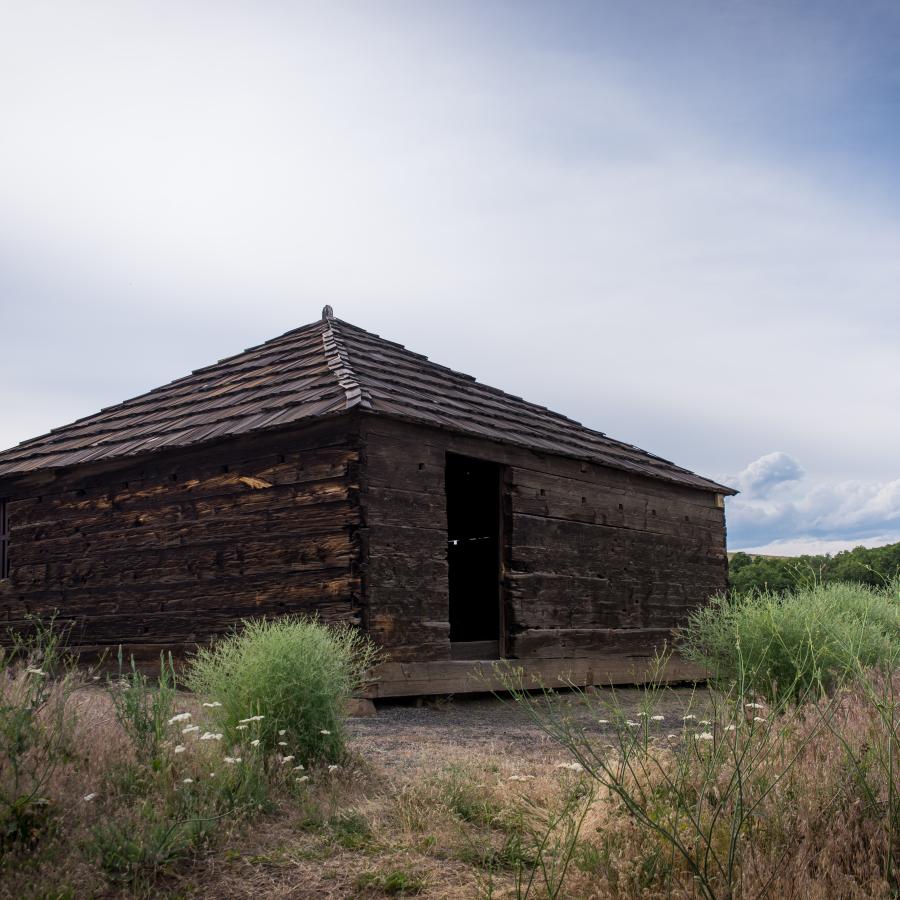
<box><xmin>360</xmin><ymin>654</ymin><xmax>707</xmax><ymax>698</ymax></box>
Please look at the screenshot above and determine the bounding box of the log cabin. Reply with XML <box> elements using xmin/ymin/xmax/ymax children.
<box><xmin>0</xmin><ymin>308</ymin><xmax>735</xmax><ymax>696</ymax></box>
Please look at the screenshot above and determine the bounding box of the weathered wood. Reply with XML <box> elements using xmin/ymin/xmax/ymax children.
<box><xmin>360</xmin><ymin>417</ymin><xmax>728</xmax><ymax>666</ymax></box>
<box><xmin>0</xmin><ymin>421</ymin><xmax>363</xmax><ymax>653</ymax></box>
<box><xmin>361</xmin><ymin>654</ymin><xmax>707</xmax><ymax>699</ymax></box>
<box><xmin>451</xmin><ymin>640</ymin><xmax>500</xmax><ymax>660</ymax></box>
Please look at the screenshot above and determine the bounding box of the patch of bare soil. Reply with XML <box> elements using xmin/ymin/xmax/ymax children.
<box><xmin>349</xmin><ymin>686</ymin><xmax>707</xmax><ymax>774</ymax></box>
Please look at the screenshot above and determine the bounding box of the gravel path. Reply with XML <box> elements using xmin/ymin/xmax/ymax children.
<box><xmin>347</xmin><ymin>687</ymin><xmax>710</xmax><ymax>774</ymax></box>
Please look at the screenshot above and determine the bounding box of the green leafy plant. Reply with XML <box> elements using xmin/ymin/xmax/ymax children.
<box><xmin>184</xmin><ymin>616</ymin><xmax>379</xmax><ymax>762</ymax></box>
<box><xmin>356</xmin><ymin>867</ymin><xmax>427</xmax><ymax>895</ymax></box>
<box><xmin>107</xmin><ymin>650</ymin><xmax>178</xmax><ymax>765</ymax></box>
<box><xmin>679</xmin><ymin>580</ymin><xmax>900</xmax><ymax>702</ymax></box>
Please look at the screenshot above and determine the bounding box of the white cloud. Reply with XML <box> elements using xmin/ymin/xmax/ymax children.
<box><xmin>726</xmin><ymin>452</ymin><xmax>900</xmax><ymax>551</ymax></box>
<box><xmin>727</xmin><ymin>452</ymin><xmax>804</xmax><ymax>498</ymax></box>
<box><xmin>736</xmin><ymin>535</ymin><xmax>900</xmax><ymax>558</ymax></box>
<box><xmin>0</xmin><ymin>1</ymin><xmax>897</xmax><ymax>506</ymax></box>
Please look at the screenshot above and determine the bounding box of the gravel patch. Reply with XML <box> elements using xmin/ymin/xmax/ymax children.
<box><xmin>347</xmin><ymin>686</ymin><xmax>711</xmax><ymax>774</ymax></box>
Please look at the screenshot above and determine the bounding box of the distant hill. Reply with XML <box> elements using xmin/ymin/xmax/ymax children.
<box><xmin>728</xmin><ymin>541</ymin><xmax>900</xmax><ymax>594</ymax></box>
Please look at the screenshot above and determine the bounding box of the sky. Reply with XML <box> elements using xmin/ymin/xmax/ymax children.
<box><xmin>1</xmin><ymin>0</ymin><xmax>898</xmax><ymax>555</ymax></box>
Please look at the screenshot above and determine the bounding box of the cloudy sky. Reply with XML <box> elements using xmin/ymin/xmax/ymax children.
<box><xmin>1</xmin><ymin>1</ymin><xmax>898</xmax><ymax>555</ymax></box>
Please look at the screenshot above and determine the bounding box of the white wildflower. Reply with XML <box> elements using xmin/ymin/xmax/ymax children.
<box><xmin>725</xmin><ymin>724</ymin><xmax>737</xmax><ymax>732</ymax></box>
<box><xmin>296</xmin><ymin>775</ymin><xmax>309</xmax><ymax>783</ymax></box>
<box><xmin>554</xmin><ymin>762</ymin><xmax>584</xmax><ymax>772</ymax></box>
<box><xmin>168</xmin><ymin>712</ymin><xmax>192</xmax><ymax>724</ymax></box>
<box><xmin>699</xmin><ymin>720</ymin><xmax>712</xmax><ymax>725</ymax></box>
<box><xmin>667</xmin><ymin>734</ymin><xmax>678</xmax><ymax>740</ymax></box>
<box><xmin>82</xmin><ymin>792</ymin><xmax>98</xmax><ymax>802</ymax></box>
<box><xmin>651</xmin><ymin>715</ymin><xmax>664</xmax><ymax>722</ymax></box>
<box><xmin>199</xmin><ymin>732</ymin><xmax>223</xmax><ymax>741</ymax></box>
<box><xmin>625</xmin><ymin>720</ymin><xmax>640</xmax><ymax>727</ymax></box>
<box><xmin>753</xmin><ymin>716</ymin><xmax>766</xmax><ymax>723</ymax></box>
<box><xmin>745</xmin><ymin>703</ymin><xmax>766</xmax><ymax>710</ymax></box>
<box><xmin>507</xmin><ymin>774</ymin><xmax>534</xmax><ymax>781</ymax></box>
<box><xmin>202</xmin><ymin>701</ymin><xmax>222</xmax><ymax>708</ymax></box>
<box><xmin>250</xmin><ymin>739</ymin><xmax>260</xmax><ymax>747</ymax></box>
<box><xmin>239</xmin><ymin>715</ymin><xmax>265</xmax><ymax>723</ymax></box>
<box><xmin>224</xmin><ymin>756</ymin><xmax>242</xmax><ymax>764</ymax></box>
<box><xmin>235</xmin><ymin>724</ymin><xmax>248</xmax><ymax>731</ymax></box>
<box><xmin>182</xmin><ymin>778</ymin><xmax>193</xmax><ymax>784</ymax></box>
<box><xmin>320</xmin><ymin>729</ymin><xmax>331</xmax><ymax>735</ymax></box>
<box><xmin>695</xmin><ymin>732</ymin><xmax>714</xmax><ymax>741</ymax></box>
<box><xmin>209</xmin><ymin>772</ymin><xmax>216</xmax><ymax>778</ymax></box>
<box><xmin>182</xmin><ymin>724</ymin><xmax>200</xmax><ymax>734</ymax></box>
<box><xmin>278</xmin><ymin>729</ymin><xmax>286</xmax><ymax>736</ymax></box>
<box><xmin>597</xmin><ymin>719</ymin><xmax>609</xmax><ymax>724</ymax></box>
<box><xmin>682</xmin><ymin>714</ymin><xmax>697</xmax><ymax>721</ymax></box>
<box><xmin>328</xmin><ymin>764</ymin><xmax>341</xmax><ymax>773</ymax></box>
<box><xmin>278</xmin><ymin>741</ymin><xmax>288</xmax><ymax>746</ymax></box>
<box><xmin>26</xmin><ymin>667</ymin><xmax>45</xmax><ymax>676</ymax></box>
<box><xmin>281</xmin><ymin>755</ymin><xmax>295</xmax><ymax>764</ymax></box>
<box><xmin>174</xmin><ymin>745</ymin><xmax>186</xmax><ymax>754</ymax></box>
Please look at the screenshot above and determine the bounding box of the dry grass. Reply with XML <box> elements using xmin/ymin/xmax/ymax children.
<box><xmin>1</xmin><ymin>671</ymin><xmax>897</xmax><ymax>899</ymax></box>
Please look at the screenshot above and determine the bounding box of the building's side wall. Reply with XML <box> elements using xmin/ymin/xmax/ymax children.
<box><xmin>360</xmin><ymin>416</ymin><xmax>727</xmax><ymax>663</ymax></box>
<box><xmin>0</xmin><ymin>417</ymin><xmax>362</xmax><ymax>662</ymax></box>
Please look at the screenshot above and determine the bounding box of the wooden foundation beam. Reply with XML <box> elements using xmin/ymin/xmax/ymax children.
<box><xmin>360</xmin><ymin>654</ymin><xmax>706</xmax><ymax>699</ymax></box>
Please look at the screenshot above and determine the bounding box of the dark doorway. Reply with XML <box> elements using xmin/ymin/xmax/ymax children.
<box><xmin>446</xmin><ymin>454</ymin><xmax>503</xmax><ymax>659</ymax></box>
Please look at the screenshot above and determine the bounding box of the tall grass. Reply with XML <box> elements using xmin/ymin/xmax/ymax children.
<box><xmin>184</xmin><ymin>616</ymin><xmax>379</xmax><ymax>762</ymax></box>
<box><xmin>679</xmin><ymin>580</ymin><xmax>900</xmax><ymax>702</ymax></box>
<box><xmin>503</xmin><ymin>658</ymin><xmax>900</xmax><ymax>899</ymax></box>
<box><xmin>0</xmin><ymin>618</ymin><xmax>80</xmax><ymax>852</ymax></box>
<box><xmin>0</xmin><ymin>615</ymin><xmax>375</xmax><ymax>896</ymax></box>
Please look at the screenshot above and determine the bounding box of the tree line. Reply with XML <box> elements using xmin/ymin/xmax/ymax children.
<box><xmin>729</xmin><ymin>540</ymin><xmax>900</xmax><ymax>594</ymax></box>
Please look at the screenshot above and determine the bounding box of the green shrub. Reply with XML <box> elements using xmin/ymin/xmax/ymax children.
<box><xmin>184</xmin><ymin>617</ymin><xmax>379</xmax><ymax>762</ymax></box>
<box><xmin>679</xmin><ymin>580</ymin><xmax>900</xmax><ymax>701</ymax></box>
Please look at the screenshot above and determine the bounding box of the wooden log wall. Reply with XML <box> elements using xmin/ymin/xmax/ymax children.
<box><xmin>0</xmin><ymin>418</ymin><xmax>362</xmax><ymax>662</ymax></box>
<box><xmin>360</xmin><ymin>417</ymin><xmax>728</xmax><ymax>662</ymax></box>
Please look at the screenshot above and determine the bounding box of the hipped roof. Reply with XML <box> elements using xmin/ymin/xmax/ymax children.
<box><xmin>0</xmin><ymin>312</ymin><xmax>735</xmax><ymax>493</ymax></box>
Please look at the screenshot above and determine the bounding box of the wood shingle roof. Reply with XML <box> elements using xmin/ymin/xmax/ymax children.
<box><xmin>0</xmin><ymin>312</ymin><xmax>735</xmax><ymax>493</ymax></box>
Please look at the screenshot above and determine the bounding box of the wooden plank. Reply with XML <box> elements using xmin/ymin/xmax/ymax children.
<box><xmin>451</xmin><ymin>640</ymin><xmax>500</xmax><ymax>660</ymax></box>
<box><xmin>360</xmin><ymin>654</ymin><xmax>707</xmax><ymax>698</ymax></box>
<box><xmin>0</xmin><ymin>425</ymin><xmax>363</xmax><ymax>655</ymax></box>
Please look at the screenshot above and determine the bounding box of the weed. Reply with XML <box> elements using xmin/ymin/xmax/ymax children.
<box><xmin>106</xmin><ymin>650</ymin><xmax>178</xmax><ymax>764</ymax></box>
<box><xmin>0</xmin><ymin>617</ymin><xmax>80</xmax><ymax>854</ymax></box>
<box><xmin>356</xmin><ymin>867</ymin><xmax>427</xmax><ymax>895</ymax></box>
<box><xmin>184</xmin><ymin>616</ymin><xmax>379</xmax><ymax>761</ymax></box>
<box><xmin>329</xmin><ymin>809</ymin><xmax>373</xmax><ymax>850</ymax></box>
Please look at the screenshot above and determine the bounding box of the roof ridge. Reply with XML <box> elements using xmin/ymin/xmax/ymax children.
<box><xmin>321</xmin><ymin>316</ymin><xmax>372</xmax><ymax>410</ymax></box>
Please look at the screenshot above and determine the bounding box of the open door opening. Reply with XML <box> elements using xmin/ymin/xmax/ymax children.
<box><xmin>446</xmin><ymin>453</ymin><xmax>503</xmax><ymax>660</ymax></box>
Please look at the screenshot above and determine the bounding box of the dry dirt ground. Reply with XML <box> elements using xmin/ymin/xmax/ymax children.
<box><xmin>349</xmin><ymin>688</ymin><xmax>705</xmax><ymax>774</ymax></box>
<box><xmin>179</xmin><ymin>686</ymin><xmax>708</xmax><ymax>900</ymax></box>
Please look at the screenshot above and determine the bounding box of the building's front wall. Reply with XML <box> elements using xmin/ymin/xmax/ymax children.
<box><xmin>0</xmin><ymin>409</ymin><xmax>728</xmax><ymax>681</ymax></box>
<box><xmin>360</xmin><ymin>416</ymin><xmax>727</xmax><ymax>664</ymax></box>
<box><xmin>0</xmin><ymin>416</ymin><xmax>362</xmax><ymax>662</ymax></box>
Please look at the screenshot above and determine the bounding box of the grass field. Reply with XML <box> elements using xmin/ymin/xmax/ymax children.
<box><xmin>2</xmin><ymin>585</ymin><xmax>898</xmax><ymax>899</ymax></box>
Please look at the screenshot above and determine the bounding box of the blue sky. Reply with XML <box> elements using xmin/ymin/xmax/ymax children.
<box><xmin>1</xmin><ymin>1</ymin><xmax>898</xmax><ymax>554</ymax></box>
